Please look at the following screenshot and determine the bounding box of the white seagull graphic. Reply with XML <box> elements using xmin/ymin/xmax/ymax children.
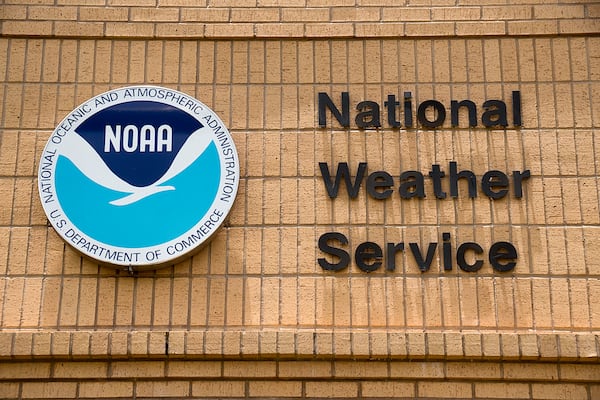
<box><xmin>60</xmin><ymin>128</ymin><xmax>212</xmax><ymax>206</ymax></box>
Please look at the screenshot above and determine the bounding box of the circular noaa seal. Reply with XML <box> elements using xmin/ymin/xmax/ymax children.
<box><xmin>38</xmin><ymin>86</ymin><xmax>239</xmax><ymax>270</ymax></box>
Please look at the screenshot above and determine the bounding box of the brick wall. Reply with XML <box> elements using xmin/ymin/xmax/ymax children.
<box><xmin>1</xmin><ymin>1</ymin><xmax>599</xmax><ymax>38</ymax></box>
<box><xmin>1</xmin><ymin>2</ymin><xmax>600</xmax><ymax>399</ymax></box>
<box><xmin>1</xmin><ymin>360</ymin><xmax>599</xmax><ymax>399</ymax></box>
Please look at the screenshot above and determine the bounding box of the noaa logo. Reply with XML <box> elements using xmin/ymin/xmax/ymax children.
<box><xmin>38</xmin><ymin>86</ymin><xmax>239</xmax><ymax>269</ymax></box>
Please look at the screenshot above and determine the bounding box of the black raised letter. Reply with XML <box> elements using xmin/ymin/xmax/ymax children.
<box><xmin>318</xmin><ymin>232</ymin><xmax>350</xmax><ymax>271</ymax></box>
<box><xmin>404</xmin><ymin>92</ymin><xmax>413</xmax><ymax>127</ymax></box>
<box><xmin>512</xmin><ymin>91</ymin><xmax>522</xmax><ymax>127</ymax></box>
<box><xmin>385</xmin><ymin>94</ymin><xmax>401</xmax><ymax>128</ymax></box>
<box><xmin>318</xmin><ymin>92</ymin><xmax>349</xmax><ymax>127</ymax></box>
<box><xmin>482</xmin><ymin>100</ymin><xmax>508</xmax><ymax>127</ymax></box>
<box><xmin>417</xmin><ymin>100</ymin><xmax>446</xmax><ymax>128</ymax></box>
<box><xmin>482</xmin><ymin>170</ymin><xmax>509</xmax><ymax>199</ymax></box>
<box><xmin>355</xmin><ymin>242</ymin><xmax>383</xmax><ymax>272</ymax></box>
<box><xmin>442</xmin><ymin>232</ymin><xmax>452</xmax><ymax>271</ymax></box>
<box><xmin>450</xmin><ymin>99</ymin><xmax>477</xmax><ymax>127</ymax></box>
<box><xmin>319</xmin><ymin>162</ymin><xmax>367</xmax><ymax>198</ymax></box>
<box><xmin>399</xmin><ymin>171</ymin><xmax>425</xmax><ymax>199</ymax></box>
<box><xmin>356</xmin><ymin>101</ymin><xmax>381</xmax><ymax>128</ymax></box>
<box><xmin>366</xmin><ymin>171</ymin><xmax>394</xmax><ymax>200</ymax></box>
<box><xmin>512</xmin><ymin>170</ymin><xmax>530</xmax><ymax>198</ymax></box>
<box><xmin>457</xmin><ymin>242</ymin><xmax>484</xmax><ymax>272</ymax></box>
<box><xmin>409</xmin><ymin>242</ymin><xmax>438</xmax><ymax>272</ymax></box>
<box><xmin>449</xmin><ymin>161</ymin><xmax>477</xmax><ymax>198</ymax></box>
<box><xmin>489</xmin><ymin>241</ymin><xmax>517</xmax><ymax>272</ymax></box>
<box><xmin>428</xmin><ymin>164</ymin><xmax>447</xmax><ymax>199</ymax></box>
<box><xmin>386</xmin><ymin>242</ymin><xmax>405</xmax><ymax>271</ymax></box>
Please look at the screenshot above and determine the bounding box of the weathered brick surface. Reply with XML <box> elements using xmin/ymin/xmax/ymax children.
<box><xmin>0</xmin><ymin>2</ymin><xmax>598</xmax><ymax>38</ymax></box>
<box><xmin>0</xmin><ymin>2</ymin><xmax>599</xmax><ymax>398</ymax></box>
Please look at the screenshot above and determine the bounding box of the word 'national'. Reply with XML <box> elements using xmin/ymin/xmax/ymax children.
<box><xmin>318</xmin><ymin>91</ymin><xmax>522</xmax><ymax>129</ymax></box>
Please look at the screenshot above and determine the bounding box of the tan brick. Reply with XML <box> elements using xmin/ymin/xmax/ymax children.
<box><xmin>508</xmin><ymin>20</ymin><xmax>558</xmax><ymax>35</ymax></box>
<box><xmin>32</xmin><ymin>332</ymin><xmax>51</xmax><ymax>357</ymax></box>
<box><xmin>159</xmin><ymin>0</ymin><xmax>207</xmax><ymax>5</ymax></box>
<box><xmin>504</xmin><ymin>363</ymin><xmax>558</xmax><ymax>381</ymax></box>
<box><xmin>447</xmin><ymin>362</ymin><xmax>501</xmax><ymax>379</ymax></box>
<box><xmin>538</xmin><ymin>334</ymin><xmax>559</xmax><ymax>360</ymax></box>
<box><xmin>224</xmin><ymin>361</ymin><xmax>277</xmax><ymax>378</ymax></box>
<box><xmin>0</xmin><ymin>362</ymin><xmax>50</xmax><ymax>379</ymax></box>
<box><xmin>0</xmin><ymin>383</ymin><xmax>19</xmax><ymax>398</ymax></box>
<box><xmin>249</xmin><ymin>381</ymin><xmax>302</xmax><ymax>397</ymax></box>
<box><xmin>22</xmin><ymin>382</ymin><xmax>77</xmax><ymax>399</ymax></box>
<box><xmin>482</xmin><ymin>6</ymin><xmax>532</xmax><ymax>20</ymax></box>
<box><xmin>559</xmin><ymin>19</ymin><xmax>600</xmax><ymax>35</ymax></box>
<box><xmin>54</xmin><ymin>21</ymin><xmax>105</xmax><ymax>36</ymax></box>
<box><xmin>390</xmin><ymin>361</ymin><xmax>445</xmax><ymax>378</ymax></box>
<box><xmin>520</xmin><ymin>333</ymin><xmax>540</xmax><ymax>359</ymax></box>
<box><xmin>278</xmin><ymin>361</ymin><xmax>331</xmax><ymax>378</ymax></box>
<box><xmin>560</xmin><ymin>364</ymin><xmax>600</xmax><ymax>381</ymax></box>
<box><xmin>531</xmin><ymin>383</ymin><xmax>588</xmax><ymax>399</ymax></box>
<box><xmin>181</xmin><ymin>8</ymin><xmax>229</xmax><ymax>21</ymax></box>
<box><xmin>534</xmin><ymin>5</ymin><xmax>585</xmax><ymax>19</ymax></box>
<box><xmin>431</xmin><ymin>7</ymin><xmax>480</xmax><ymax>21</ymax></box>
<box><xmin>362</xmin><ymin>381</ymin><xmax>415</xmax><ymax>397</ymax></box>
<box><xmin>305</xmin><ymin>381</ymin><xmax>358</xmax><ymax>398</ymax></box>
<box><xmin>331</xmin><ymin>7</ymin><xmax>380</xmax><ymax>22</ymax></box>
<box><xmin>223</xmin><ymin>331</ymin><xmax>241</xmax><ymax>356</ymax></box>
<box><xmin>158</xmin><ymin>23</ymin><xmax>206</xmax><ymax>38</ymax></box>
<box><xmin>131</xmin><ymin>7</ymin><xmax>181</xmax><ymax>22</ymax></box>
<box><xmin>49</xmin><ymin>332</ymin><xmax>69</xmax><ymax>358</ymax></box>
<box><xmin>111</xmin><ymin>361</ymin><xmax>165</xmax><ymax>378</ymax></box>
<box><xmin>58</xmin><ymin>0</ymin><xmax>105</xmax><ymax>4</ymax></box>
<box><xmin>405</xmin><ymin>22</ymin><xmax>454</xmax><ymax>36</ymax></box>
<box><xmin>407</xmin><ymin>332</ymin><xmax>426</xmax><ymax>357</ymax></box>
<box><xmin>53</xmin><ymin>362</ymin><xmax>107</xmax><ymax>378</ymax></box>
<box><xmin>231</xmin><ymin>8</ymin><xmax>280</xmax><ymax>22</ymax></box>
<box><xmin>192</xmin><ymin>381</ymin><xmax>245</xmax><ymax>397</ymax></box>
<box><xmin>352</xmin><ymin>331</ymin><xmax>370</xmax><ymax>357</ymax></box>
<box><xmin>335</xmin><ymin>361</ymin><xmax>388</xmax><ymax>378</ymax></box>
<box><xmin>79</xmin><ymin>381</ymin><xmax>133</xmax><ymax>398</ymax></box>
<box><xmin>71</xmin><ymin>332</ymin><xmax>91</xmax><ymax>356</ymax></box>
<box><xmin>462</xmin><ymin>333</ymin><xmax>483</xmax><ymax>358</ymax></box>
<box><xmin>0</xmin><ymin>5</ymin><xmax>28</xmax><ymax>19</ymax></box>
<box><xmin>28</xmin><ymin>6</ymin><xmax>78</xmax><ymax>20</ymax></box>
<box><xmin>427</xmin><ymin>332</ymin><xmax>445</xmax><ymax>357</ymax></box>
<box><xmin>444</xmin><ymin>333</ymin><xmax>463</xmax><ymax>358</ymax></box>
<box><xmin>148</xmin><ymin>332</ymin><xmax>167</xmax><ymax>356</ymax></box>
<box><xmin>203</xmin><ymin>330</ymin><xmax>222</xmax><ymax>355</ymax></box>
<box><xmin>105</xmin><ymin>22</ymin><xmax>155</xmax><ymax>37</ymax></box>
<box><xmin>89</xmin><ymin>332</ymin><xmax>109</xmax><ymax>357</ymax></box>
<box><xmin>12</xmin><ymin>332</ymin><xmax>33</xmax><ymax>358</ymax></box>
<box><xmin>258</xmin><ymin>0</ymin><xmax>304</xmax><ymax>5</ymax></box>
<box><xmin>456</xmin><ymin>21</ymin><xmax>505</xmax><ymax>36</ymax></box>
<box><xmin>204</xmin><ymin>23</ymin><xmax>254</xmax><ymax>37</ymax></box>
<box><xmin>108</xmin><ymin>0</ymin><xmax>156</xmax><ymax>5</ymax></box>
<box><xmin>577</xmin><ymin>333</ymin><xmax>598</xmax><ymax>359</ymax></box>
<box><xmin>4</xmin><ymin>0</ymin><xmax>53</xmax><ymax>3</ymax></box>
<box><xmin>475</xmin><ymin>382</ymin><xmax>530</xmax><ymax>399</ymax></box>
<box><xmin>1</xmin><ymin>21</ymin><xmax>53</xmax><ymax>36</ymax></box>
<box><xmin>307</xmin><ymin>0</ymin><xmax>354</xmax><ymax>5</ymax></box>
<box><xmin>136</xmin><ymin>381</ymin><xmax>190</xmax><ymax>397</ymax></box>
<box><xmin>305</xmin><ymin>23</ymin><xmax>354</xmax><ymax>37</ymax></box>
<box><xmin>382</xmin><ymin>8</ymin><xmax>430</xmax><ymax>21</ymax></box>
<box><xmin>2</xmin><ymin>277</ymin><xmax>24</xmax><ymax>326</ymax></box>
<box><xmin>590</xmin><ymin>4</ymin><xmax>600</xmax><ymax>18</ymax></box>
<box><xmin>79</xmin><ymin>7</ymin><xmax>129</xmax><ymax>21</ymax></box>
<box><xmin>557</xmin><ymin>334</ymin><xmax>579</xmax><ymax>361</ymax></box>
<box><xmin>418</xmin><ymin>381</ymin><xmax>472</xmax><ymax>398</ymax></box>
<box><xmin>355</xmin><ymin>23</ymin><xmax>404</xmax><ymax>37</ymax></box>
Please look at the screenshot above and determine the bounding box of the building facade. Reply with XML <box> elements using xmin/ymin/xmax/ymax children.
<box><xmin>1</xmin><ymin>1</ymin><xmax>599</xmax><ymax>399</ymax></box>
